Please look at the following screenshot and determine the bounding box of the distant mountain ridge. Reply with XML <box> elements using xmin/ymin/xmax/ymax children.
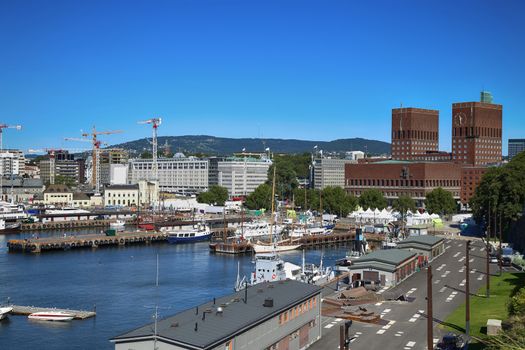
<box><xmin>111</xmin><ymin>135</ymin><xmax>390</xmax><ymax>156</ymax></box>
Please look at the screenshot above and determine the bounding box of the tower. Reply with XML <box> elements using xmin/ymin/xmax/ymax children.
<box><xmin>391</xmin><ymin>108</ymin><xmax>439</xmax><ymax>160</ymax></box>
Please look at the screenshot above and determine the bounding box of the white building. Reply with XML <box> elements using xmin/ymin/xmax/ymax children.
<box><xmin>345</xmin><ymin>151</ymin><xmax>365</xmax><ymax>161</ymax></box>
<box><xmin>313</xmin><ymin>157</ymin><xmax>355</xmax><ymax>190</ymax></box>
<box><xmin>0</xmin><ymin>150</ymin><xmax>25</xmax><ymax>176</ymax></box>
<box><xmin>128</xmin><ymin>155</ymin><xmax>208</xmax><ymax>194</ymax></box>
<box><xmin>110</xmin><ymin>164</ymin><xmax>128</xmax><ymax>185</ymax></box>
<box><xmin>218</xmin><ymin>157</ymin><xmax>272</xmax><ymax>197</ymax></box>
<box><xmin>103</xmin><ymin>184</ymin><xmax>139</xmax><ymax>207</ymax></box>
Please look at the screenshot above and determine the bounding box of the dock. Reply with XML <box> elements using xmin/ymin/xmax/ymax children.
<box><xmin>10</xmin><ymin>305</ymin><xmax>96</xmax><ymax>319</ymax></box>
<box><xmin>7</xmin><ymin>230</ymin><xmax>168</xmax><ymax>253</ymax></box>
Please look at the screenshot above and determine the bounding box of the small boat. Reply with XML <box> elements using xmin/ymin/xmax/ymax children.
<box><xmin>28</xmin><ymin>311</ymin><xmax>75</xmax><ymax>322</ymax></box>
<box><xmin>0</xmin><ymin>307</ymin><xmax>13</xmax><ymax>320</ymax></box>
<box><xmin>166</xmin><ymin>224</ymin><xmax>212</xmax><ymax>244</ymax></box>
<box><xmin>110</xmin><ymin>220</ymin><xmax>126</xmax><ymax>229</ymax></box>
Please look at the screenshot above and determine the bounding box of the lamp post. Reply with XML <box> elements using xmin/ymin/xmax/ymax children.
<box><xmin>466</xmin><ymin>240</ymin><xmax>471</xmax><ymax>336</ymax></box>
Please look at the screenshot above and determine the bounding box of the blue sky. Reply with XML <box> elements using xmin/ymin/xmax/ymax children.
<box><xmin>0</xmin><ymin>0</ymin><xmax>524</xmax><ymax>154</ymax></box>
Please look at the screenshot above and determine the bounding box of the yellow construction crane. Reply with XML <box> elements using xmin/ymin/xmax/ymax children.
<box><xmin>65</xmin><ymin>126</ymin><xmax>122</xmax><ymax>193</ymax></box>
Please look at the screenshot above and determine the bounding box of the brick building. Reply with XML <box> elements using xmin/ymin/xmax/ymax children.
<box><xmin>345</xmin><ymin>160</ymin><xmax>461</xmax><ymax>207</ymax></box>
<box><xmin>391</xmin><ymin>108</ymin><xmax>439</xmax><ymax>160</ymax></box>
<box><xmin>451</xmin><ymin>100</ymin><xmax>502</xmax><ymax>166</ymax></box>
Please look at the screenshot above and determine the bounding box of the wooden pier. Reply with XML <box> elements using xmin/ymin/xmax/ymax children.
<box><xmin>7</xmin><ymin>230</ymin><xmax>168</xmax><ymax>253</ymax></box>
<box><xmin>20</xmin><ymin>219</ymin><xmax>119</xmax><ymax>231</ymax></box>
<box><xmin>10</xmin><ymin>305</ymin><xmax>96</xmax><ymax>319</ymax></box>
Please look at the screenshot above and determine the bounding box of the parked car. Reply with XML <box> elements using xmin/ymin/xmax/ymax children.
<box><xmin>436</xmin><ymin>333</ymin><xmax>466</xmax><ymax>350</ymax></box>
<box><xmin>489</xmin><ymin>255</ymin><xmax>498</xmax><ymax>263</ymax></box>
<box><xmin>502</xmin><ymin>256</ymin><xmax>512</xmax><ymax>267</ymax></box>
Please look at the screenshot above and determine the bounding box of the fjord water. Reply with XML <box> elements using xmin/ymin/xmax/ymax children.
<box><xmin>0</xmin><ymin>229</ymin><xmax>348</xmax><ymax>349</ymax></box>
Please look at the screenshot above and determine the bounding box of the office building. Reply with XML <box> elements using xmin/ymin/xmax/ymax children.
<box><xmin>129</xmin><ymin>155</ymin><xmax>208</xmax><ymax>194</ymax></box>
<box><xmin>103</xmin><ymin>184</ymin><xmax>139</xmax><ymax>207</ymax></box>
<box><xmin>508</xmin><ymin>139</ymin><xmax>525</xmax><ymax>160</ymax></box>
<box><xmin>111</xmin><ymin>280</ymin><xmax>322</xmax><ymax>350</ymax></box>
<box><xmin>313</xmin><ymin>157</ymin><xmax>355</xmax><ymax>190</ymax></box>
<box><xmin>391</xmin><ymin>108</ymin><xmax>439</xmax><ymax>160</ymax></box>
<box><xmin>207</xmin><ymin>156</ymin><xmax>225</xmax><ymax>186</ymax></box>
<box><xmin>99</xmin><ymin>149</ymin><xmax>129</xmax><ymax>186</ymax></box>
<box><xmin>218</xmin><ymin>157</ymin><xmax>272</xmax><ymax>197</ymax></box>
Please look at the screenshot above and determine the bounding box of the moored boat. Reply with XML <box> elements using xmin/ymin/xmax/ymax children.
<box><xmin>28</xmin><ymin>311</ymin><xmax>75</xmax><ymax>322</ymax></box>
<box><xmin>110</xmin><ymin>219</ymin><xmax>126</xmax><ymax>230</ymax></box>
<box><xmin>166</xmin><ymin>224</ymin><xmax>212</xmax><ymax>244</ymax></box>
<box><xmin>252</xmin><ymin>240</ymin><xmax>302</xmax><ymax>253</ymax></box>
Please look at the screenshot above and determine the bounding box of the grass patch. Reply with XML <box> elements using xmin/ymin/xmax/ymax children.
<box><xmin>441</xmin><ymin>272</ymin><xmax>525</xmax><ymax>347</ymax></box>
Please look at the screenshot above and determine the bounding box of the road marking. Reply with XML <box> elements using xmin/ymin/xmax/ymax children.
<box><xmin>376</xmin><ymin>329</ymin><xmax>386</xmax><ymax>334</ymax></box>
<box><xmin>404</xmin><ymin>341</ymin><xmax>416</xmax><ymax>349</ymax></box>
<box><xmin>409</xmin><ymin>318</ymin><xmax>417</xmax><ymax>322</ymax></box>
<box><xmin>395</xmin><ymin>330</ymin><xmax>404</xmax><ymax>337</ymax></box>
<box><xmin>477</xmin><ymin>275</ymin><xmax>484</xmax><ymax>281</ymax></box>
<box><xmin>469</xmin><ymin>258</ymin><xmax>474</xmax><ymax>263</ymax></box>
<box><xmin>383</xmin><ymin>324</ymin><xmax>391</xmax><ymax>329</ymax></box>
<box><xmin>324</xmin><ymin>324</ymin><xmax>334</xmax><ymax>329</ymax></box>
<box><xmin>439</xmin><ymin>287</ymin><xmax>447</xmax><ymax>293</ymax></box>
<box><xmin>459</xmin><ymin>257</ymin><xmax>466</xmax><ymax>262</ymax></box>
<box><xmin>471</xmin><ymin>269</ymin><xmax>476</xmax><ymax>274</ymax></box>
<box><xmin>459</xmin><ymin>279</ymin><xmax>466</xmax><ymax>287</ymax></box>
<box><xmin>335</xmin><ymin>318</ymin><xmax>342</xmax><ymax>322</ymax></box>
<box><xmin>375</xmin><ymin>302</ymin><xmax>382</xmax><ymax>306</ymax></box>
<box><xmin>388</xmin><ymin>320</ymin><xmax>396</xmax><ymax>325</ymax></box>
<box><xmin>453</xmin><ymin>252</ymin><xmax>460</xmax><ymax>258</ymax></box>
<box><xmin>434</xmin><ymin>279</ymin><xmax>441</xmax><ymax>284</ymax></box>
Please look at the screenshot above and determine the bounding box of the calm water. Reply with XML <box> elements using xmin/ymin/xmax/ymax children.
<box><xmin>0</xmin><ymin>228</ymin><xmax>349</xmax><ymax>349</ymax></box>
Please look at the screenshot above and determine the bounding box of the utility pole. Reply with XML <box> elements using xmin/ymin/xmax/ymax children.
<box><xmin>427</xmin><ymin>265</ymin><xmax>433</xmax><ymax>350</ymax></box>
<box><xmin>466</xmin><ymin>240</ymin><xmax>471</xmax><ymax>337</ymax></box>
<box><xmin>340</xmin><ymin>324</ymin><xmax>345</xmax><ymax>350</ymax></box>
<box><xmin>499</xmin><ymin>212</ymin><xmax>503</xmax><ymax>276</ymax></box>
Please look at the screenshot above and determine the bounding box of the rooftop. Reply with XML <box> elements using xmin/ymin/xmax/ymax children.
<box><xmin>112</xmin><ymin>280</ymin><xmax>321</xmax><ymax>349</ymax></box>
<box><xmin>396</xmin><ymin>235</ymin><xmax>444</xmax><ymax>247</ymax></box>
<box><xmin>354</xmin><ymin>249</ymin><xmax>417</xmax><ymax>266</ymax></box>
<box><xmin>43</xmin><ymin>184</ymin><xmax>72</xmax><ymax>193</ymax></box>
<box><xmin>104</xmin><ymin>184</ymin><xmax>139</xmax><ymax>191</ymax></box>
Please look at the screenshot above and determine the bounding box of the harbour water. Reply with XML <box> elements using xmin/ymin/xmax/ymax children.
<box><xmin>0</xmin><ymin>228</ymin><xmax>349</xmax><ymax>349</ymax></box>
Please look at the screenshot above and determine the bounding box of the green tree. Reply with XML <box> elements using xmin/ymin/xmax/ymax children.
<box><xmin>392</xmin><ymin>195</ymin><xmax>417</xmax><ymax>213</ymax></box>
<box><xmin>293</xmin><ymin>188</ymin><xmax>320</xmax><ymax>211</ymax></box>
<box><xmin>358</xmin><ymin>189</ymin><xmax>387</xmax><ymax>210</ymax></box>
<box><xmin>268</xmin><ymin>160</ymin><xmax>298</xmax><ymax>200</ymax></box>
<box><xmin>53</xmin><ymin>175</ymin><xmax>76</xmax><ymax>188</ymax></box>
<box><xmin>425</xmin><ymin>187</ymin><xmax>456</xmax><ymax>215</ymax></box>
<box><xmin>245</xmin><ymin>184</ymin><xmax>272</xmax><ymax>210</ymax></box>
<box><xmin>140</xmin><ymin>151</ymin><xmax>152</xmax><ymax>159</ymax></box>
<box><xmin>197</xmin><ymin>185</ymin><xmax>229</xmax><ymax>206</ymax></box>
<box><xmin>321</xmin><ymin>186</ymin><xmax>358</xmax><ymax>217</ymax></box>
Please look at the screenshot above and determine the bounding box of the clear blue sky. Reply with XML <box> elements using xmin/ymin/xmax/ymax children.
<box><xmin>1</xmin><ymin>0</ymin><xmax>524</xmax><ymax>154</ymax></box>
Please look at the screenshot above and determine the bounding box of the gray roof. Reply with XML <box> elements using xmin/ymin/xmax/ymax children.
<box><xmin>72</xmin><ymin>192</ymin><xmax>90</xmax><ymax>200</ymax></box>
<box><xmin>396</xmin><ymin>235</ymin><xmax>444</xmax><ymax>248</ymax></box>
<box><xmin>44</xmin><ymin>184</ymin><xmax>72</xmax><ymax>193</ymax></box>
<box><xmin>353</xmin><ymin>249</ymin><xmax>417</xmax><ymax>266</ymax></box>
<box><xmin>104</xmin><ymin>184</ymin><xmax>138</xmax><ymax>191</ymax></box>
<box><xmin>112</xmin><ymin>280</ymin><xmax>322</xmax><ymax>349</ymax></box>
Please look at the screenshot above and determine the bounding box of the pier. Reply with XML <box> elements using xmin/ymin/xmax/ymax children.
<box><xmin>7</xmin><ymin>230</ymin><xmax>168</xmax><ymax>253</ymax></box>
<box><xmin>10</xmin><ymin>305</ymin><xmax>96</xmax><ymax>319</ymax></box>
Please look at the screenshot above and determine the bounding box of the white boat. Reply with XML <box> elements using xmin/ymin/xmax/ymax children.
<box><xmin>110</xmin><ymin>220</ymin><xmax>126</xmax><ymax>229</ymax></box>
<box><xmin>28</xmin><ymin>311</ymin><xmax>75</xmax><ymax>322</ymax></box>
<box><xmin>45</xmin><ymin>208</ymin><xmax>90</xmax><ymax>215</ymax></box>
<box><xmin>252</xmin><ymin>240</ymin><xmax>302</xmax><ymax>253</ymax></box>
<box><xmin>234</xmin><ymin>220</ymin><xmax>283</xmax><ymax>239</ymax></box>
<box><xmin>0</xmin><ymin>201</ymin><xmax>28</xmax><ymax>221</ymax></box>
<box><xmin>0</xmin><ymin>307</ymin><xmax>13</xmax><ymax>320</ymax></box>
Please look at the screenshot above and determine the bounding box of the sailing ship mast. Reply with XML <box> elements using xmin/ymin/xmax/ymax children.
<box><xmin>269</xmin><ymin>166</ymin><xmax>276</xmax><ymax>244</ymax></box>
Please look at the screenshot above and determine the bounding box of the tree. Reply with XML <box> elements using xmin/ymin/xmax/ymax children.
<box><xmin>392</xmin><ymin>195</ymin><xmax>417</xmax><ymax>213</ymax></box>
<box><xmin>425</xmin><ymin>187</ymin><xmax>456</xmax><ymax>215</ymax></box>
<box><xmin>196</xmin><ymin>185</ymin><xmax>228</xmax><ymax>206</ymax></box>
<box><xmin>245</xmin><ymin>184</ymin><xmax>272</xmax><ymax>210</ymax></box>
<box><xmin>358</xmin><ymin>189</ymin><xmax>387</xmax><ymax>210</ymax></box>
<box><xmin>321</xmin><ymin>186</ymin><xmax>358</xmax><ymax>217</ymax></box>
<box><xmin>53</xmin><ymin>175</ymin><xmax>76</xmax><ymax>188</ymax></box>
<box><xmin>293</xmin><ymin>188</ymin><xmax>320</xmax><ymax>211</ymax></box>
<box><xmin>140</xmin><ymin>151</ymin><xmax>152</xmax><ymax>159</ymax></box>
<box><xmin>268</xmin><ymin>160</ymin><xmax>298</xmax><ymax>201</ymax></box>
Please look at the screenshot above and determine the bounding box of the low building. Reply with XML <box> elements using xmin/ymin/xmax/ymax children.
<box><xmin>396</xmin><ymin>235</ymin><xmax>445</xmax><ymax>265</ymax></box>
<box><xmin>0</xmin><ymin>178</ymin><xmax>44</xmax><ymax>203</ymax></box>
<box><xmin>111</xmin><ymin>280</ymin><xmax>322</xmax><ymax>350</ymax></box>
<box><xmin>43</xmin><ymin>184</ymin><xmax>73</xmax><ymax>206</ymax></box>
<box><xmin>138</xmin><ymin>180</ymin><xmax>159</xmax><ymax>206</ymax></box>
<box><xmin>104</xmin><ymin>184</ymin><xmax>139</xmax><ymax>207</ymax></box>
<box><xmin>347</xmin><ymin>249</ymin><xmax>418</xmax><ymax>287</ymax></box>
<box><xmin>72</xmin><ymin>193</ymin><xmax>91</xmax><ymax>208</ymax></box>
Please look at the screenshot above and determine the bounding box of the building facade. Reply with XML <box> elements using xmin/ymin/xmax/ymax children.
<box><xmin>345</xmin><ymin>160</ymin><xmax>462</xmax><ymax>207</ymax></box>
<box><xmin>313</xmin><ymin>158</ymin><xmax>355</xmax><ymax>190</ymax></box>
<box><xmin>129</xmin><ymin>156</ymin><xmax>208</xmax><ymax>194</ymax></box>
<box><xmin>111</xmin><ymin>280</ymin><xmax>322</xmax><ymax>350</ymax></box>
<box><xmin>43</xmin><ymin>184</ymin><xmax>73</xmax><ymax>206</ymax></box>
<box><xmin>218</xmin><ymin>157</ymin><xmax>272</xmax><ymax>197</ymax></box>
<box><xmin>0</xmin><ymin>150</ymin><xmax>26</xmax><ymax>176</ymax></box>
<box><xmin>0</xmin><ymin>178</ymin><xmax>44</xmax><ymax>203</ymax></box>
<box><xmin>452</xmin><ymin>100</ymin><xmax>502</xmax><ymax>165</ymax></box>
<box><xmin>99</xmin><ymin>149</ymin><xmax>129</xmax><ymax>186</ymax></box>
<box><xmin>391</xmin><ymin>108</ymin><xmax>439</xmax><ymax>160</ymax></box>
<box><xmin>103</xmin><ymin>184</ymin><xmax>139</xmax><ymax>207</ymax></box>
<box><xmin>207</xmin><ymin>156</ymin><xmax>225</xmax><ymax>186</ymax></box>
<box><xmin>508</xmin><ymin>139</ymin><xmax>525</xmax><ymax>160</ymax></box>
<box><xmin>40</xmin><ymin>151</ymin><xmax>81</xmax><ymax>185</ymax></box>
<box><xmin>396</xmin><ymin>235</ymin><xmax>445</xmax><ymax>265</ymax></box>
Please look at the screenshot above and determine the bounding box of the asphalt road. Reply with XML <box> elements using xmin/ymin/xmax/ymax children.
<box><xmin>311</xmin><ymin>237</ymin><xmax>512</xmax><ymax>350</ymax></box>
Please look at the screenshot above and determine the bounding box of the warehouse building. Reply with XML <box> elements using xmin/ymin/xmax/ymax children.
<box><xmin>396</xmin><ymin>235</ymin><xmax>445</xmax><ymax>266</ymax></box>
<box><xmin>111</xmin><ymin>280</ymin><xmax>322</xmax><ymax>350</ymax></box>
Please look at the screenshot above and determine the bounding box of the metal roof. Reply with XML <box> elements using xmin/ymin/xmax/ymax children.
<box><xmin>353</xmin><ymin>249</ymin><xmax>417</xmax><ymax>266</ymax></box>
<box><xmin>396</xmin><ymin>235</ymin><xmax>444</xmax><ymax>248</ymax></box>
<box><xmin>112</xmin><ymin>280</ymin><xmax>322</xmax><ymax>349</ymax></box>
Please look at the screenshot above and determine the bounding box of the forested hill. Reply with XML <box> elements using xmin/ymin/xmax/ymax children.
<box><xmin>111</xmin><ymin>135</ymin><xmax>390</xmax><ymax>156</ymax></box>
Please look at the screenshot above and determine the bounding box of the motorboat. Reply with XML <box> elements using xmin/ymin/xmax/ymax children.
<box><xmin>110</xmin><ymin>220</ymin><xmax>126</xmax><ymax>230</ymax></box>
<box><xmin>0</xmin><ymin>307</ymin><xmax>13</xmax><ymax>320</ymax></box>
<box><xmin>234</xmin><ymin>220</ymin><xmax>283</xmax><ymax>239</ymax></box>
<box><xmin>28</xmin><ymin>311</ymin><xmax>75</xmax><ymax>322</ymax></box>
<box><xmin>235</xmin><ymin>253</ymin><xmax>289</xmax><ymax>291</ymax></box>
<box><xmin>166</xmin><ymin>224</ymin><xmax>212</xmax><ymax>244</ymax></box>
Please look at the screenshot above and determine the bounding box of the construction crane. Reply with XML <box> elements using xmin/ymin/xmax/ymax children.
<box><xmin>65</xmin><ymin>126</ymin><xmax>122</xmax><ymax>194</ymax></box>
<box><xmin>28</xmin><ymin>148</ymin><xmax>90</xmax><ymax>185</ymax></box>
<box><xmin>0</xmin><ymin>124</ymin><xmax>22</xmax><ymax>201</ymax></box>
<box><xmin>138</xmin><ymin>117</ymin><xmax>162</xmax><ymax>181</ymax></box>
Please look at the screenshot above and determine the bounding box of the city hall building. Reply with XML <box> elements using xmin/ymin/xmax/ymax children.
<box><xmin>111</xmin><ymin>280</ymin><xmax>322</xmax><ymax>350</ymax></box>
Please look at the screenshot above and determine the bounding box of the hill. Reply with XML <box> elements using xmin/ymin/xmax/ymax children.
<box><xmin>111</xmin><ymin>135</ymin><xmax>390</xmax><ymax>156</ymax></box>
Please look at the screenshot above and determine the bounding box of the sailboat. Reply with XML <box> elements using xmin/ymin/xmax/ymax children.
<box><xmin>251</xmin><ymin>166</ymin><xmax>302</xmax><ymax>253</ymax></box>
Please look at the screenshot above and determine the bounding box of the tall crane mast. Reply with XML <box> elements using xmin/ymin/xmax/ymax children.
<box><xmin>138</xmin><ymin>118</ymin><xmax>162</xmax><ymax>181</ymax></box>
<box><xmin>65</xmin><ymin>126</ymin><xmax>122</xmax><ymax>194</ymax></box>
<box><xmin>0</xmin><ymin>124</ymin><xmax>22</xmax><ymax>201</ymax></box>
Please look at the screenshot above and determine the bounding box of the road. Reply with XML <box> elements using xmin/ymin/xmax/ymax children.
<box><xmin>311</xmin><ymin>237</ymin><xmax>511</xmax><ymax>350</ymax></box>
